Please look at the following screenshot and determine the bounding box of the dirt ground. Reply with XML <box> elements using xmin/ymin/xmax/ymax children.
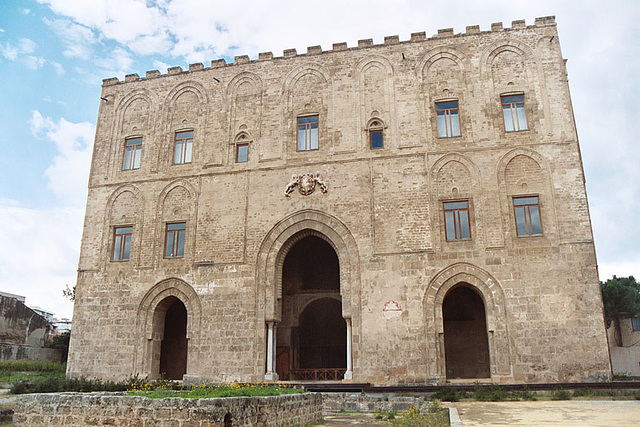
<box><xmin>452</xmin><ymin>400</ymin><xmax>640</xmax><ymax>427</ymax></box>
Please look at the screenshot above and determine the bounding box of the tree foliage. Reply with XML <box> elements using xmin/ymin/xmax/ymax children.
<box><xmin>63</xmin><ymin>284</ymin><xmax>75</xmax><ymax>301</ymax></box>
<box><xmin>601</xmin><ymin>275</ymin><xmax>640</xmax><ymax>325</ymax></box>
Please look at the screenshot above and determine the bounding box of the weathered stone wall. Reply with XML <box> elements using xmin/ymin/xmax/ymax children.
<box><xmin>68</xmin><ymin>16</ymin><xmax>611</xmax><ymax>385</ymax></box>
<box><xmin>322</xmin><ymin>392</ymin><xmax>433</xmax><ymax>413</ymax></box>
<box><xmin>13</xmin><ymin>392</ymin><xmax>322</xmax><ymax>427</ymax></box>
<box><xmin>0</xmin><ymin>295</ymin><xmax>49</xmax><ymax>347</ymax></box>
<box><xmin>0</xmin><ymin>344</ymin><xmax>61</xmax><ymax>363</ymax></box>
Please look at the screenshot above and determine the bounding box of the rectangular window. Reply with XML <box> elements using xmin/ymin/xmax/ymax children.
<box><xmin>370</xmin><ymin>129</ymin><xmax>383</xmax><ymax>149</ymax></box>
<box><xmin>297</xmin><ymin>115</ymin><xmax>319</xmax><ymax>151</ymax></box>
<box><xmin>501</xmin><ymin>95</ymin><xmax>528</xmax><ymax>132</ymax></box>
<box><xmin>632</xmin><ymin>317</ymin><xmax>640</xmax><ymax>331</ymax></box>
<box><xmin>436</xmin><ymin>101</ymin><xmax>461</xmax><ymax>138</ymax></box>
<box><xmin>513</xmin><ymin>196</ymin><xmax>542</xmax><ymax>236</ymax></box>
<box><xmin>174</xmin><ymin>131</ymin><xmax>193</xmax><ymax>164</ymax></box>
<box><xmin>443</xmin><ymin>201</ymin><xmax>470</xmax><ymax>240</ymax></box>
<box><xmin>113</xmin><ymin>226</ymin><xmax>132</xmax><ymax>261</ymax></box>
<box><xmin>165</xmin><ymin>222</ymin><xmax>186</xmax><ymax>258</ymax></box>
<box><xmin>236</xmin><ymin>143</ymin><xmax>249</xmax><ymax>163</ymax></box>
<box><xmin>123</xmin><ymin>137</ymin><xmax>142</xmax><ymax>170</ymax></box>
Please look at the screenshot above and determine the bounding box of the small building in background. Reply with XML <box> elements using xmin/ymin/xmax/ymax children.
<box><xmin>608</xmin><ymin>317</ymin><xmax>640</xmax><ymax>377</ymax></box>
<box><xmin>0</xmin><ymin>292</ymin><xmax>62</xmax><ymax>363</ymax></box>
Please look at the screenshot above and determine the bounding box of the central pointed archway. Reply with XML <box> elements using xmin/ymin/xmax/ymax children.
<box><xmin>275</xmin><ymin>234</ymin><xmax>347</xmax><ymax>380</ymax></box>
<box><xmin>257</xmin><ymin>210</ymin><xmax>361</xmax><ymax>382</ymax></box>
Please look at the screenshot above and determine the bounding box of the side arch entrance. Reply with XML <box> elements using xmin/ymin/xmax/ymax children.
<box><xmin>442</xmin><ymin>285</ymin><xmax>491</xmax><ymax>379</ymax></box>
<box><xmin>424</xmin><ymin>263</ymin><xmax>512</xmax><ymax>383</ymax></box>
<box><xmin>136</xmin><ymin>278</ymin><xmax>202</xmax><ymax>380</ymax></box>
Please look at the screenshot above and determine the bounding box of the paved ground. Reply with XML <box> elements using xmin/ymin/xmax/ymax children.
<box><xmin>452</xmin><ymin>400</ymin><xmax>640</xmax><ymax>426</ymax></box>
<box><xmin>318</xmin><ymin>411</ymin><xmax>389</xmax><ymax>426</ymax></box>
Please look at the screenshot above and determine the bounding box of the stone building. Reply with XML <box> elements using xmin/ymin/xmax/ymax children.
<box><xmin>0</xmin><ymin>292</ymin><xmax>60</xmax><ymax>362</ymax></box>
<box><xmin>68</xmin><ymin>16</ymin><xmax>612</xmax><ymax>385</ymax></box>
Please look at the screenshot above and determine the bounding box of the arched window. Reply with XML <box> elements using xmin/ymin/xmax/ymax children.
<box><xmin>367</xmin><ymin>118</ymin><xmax>384</xmax><ymax>149</ymax></box>
<box><xmin>234</xmin><ymin>132</ymin><xmax>251</xmax><ymax>163</ymax></box>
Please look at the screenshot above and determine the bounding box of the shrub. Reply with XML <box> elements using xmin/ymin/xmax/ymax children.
<box><xmin>514</xmin><ymin>386</ymin><xmax>536</xmax><ymax>401</ymax></box>
<box><xmin>572</xmin><ymin>387</ymin><xmax>593</xmax><ymax>397</ymax></box>
<box><xmin>473</xmin><ymin>384</ymin><xmax>510</xmax><ymax>402</ymax></box>
<box><xmin>392</xmin><ymin>405</ymin><xmax>448</xmax><ymax>427</ymax></box>
<box><xmin>0</xmin><ymin>361</ymin><xmax>65</xmax><ymax>373</ymax></box>
<box><xmin>10</xmin><ymin>376</ymin><xmax>133</xmax><ymax>394</ymax></box>
<box><xmin>432</xmin><ymin>388</ymin><xmax>460</xmax><ymax>402</ymax></box>
<box><xmin>551</xmin><ymin>387</ymin><xmax>572</xmax><ymax>400</ymax></box>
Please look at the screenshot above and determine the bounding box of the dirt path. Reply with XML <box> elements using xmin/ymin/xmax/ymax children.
<box><xmin>453</xmin><ymin>400</ymin><xmax>640</xmax><ymax>427</ymax></box>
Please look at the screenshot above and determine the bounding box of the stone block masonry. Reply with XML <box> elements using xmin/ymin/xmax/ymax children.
<box><xmin>13</xmin><ymin>392</ymin><xmax>322</xmax><ymax>426</ymax></box>
<box><xmin>68</xmin><ymin>15</ymin><xmax>611</xmax><ymax>386</ymax></box>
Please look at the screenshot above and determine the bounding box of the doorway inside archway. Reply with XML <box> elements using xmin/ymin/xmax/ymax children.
<box><xmin>276</xmin><ymin>234</ymin><xmax>346</xmax><ymax>380</ymax></box>
<box><xmin>443</xmin><ymin>285</ymin><xmax>491</xmax><ymax>379</ymax></box>
<box><xmin>158</xmin><ymin>296</ymin><xmax>188</xmax><ymax>380</ymax></box>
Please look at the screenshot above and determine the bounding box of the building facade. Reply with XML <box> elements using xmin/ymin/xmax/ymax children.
<box><xmin>68</xmin><ymin>16</ymin><xmax>612</xmax><ymax>385</ymax></box>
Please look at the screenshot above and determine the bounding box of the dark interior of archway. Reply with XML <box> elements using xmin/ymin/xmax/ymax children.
<box><xmin>160</xmin><ymin>297</ymin><xmax>188</xmax><ymax>380</ymax></box>
<box><xmin>282</xmin><ymin>235</ymin><xmax>339</xmax><ymax>294</ymax></box>
<box><xmin>298</xmin><ymin>298</ymin><xmax>346</xmax><ymax>369</ymax></box>
<box><xmin>443</xmin><ymin>285</ymin><xmax>491</xmax><ymax>379</ymax></box>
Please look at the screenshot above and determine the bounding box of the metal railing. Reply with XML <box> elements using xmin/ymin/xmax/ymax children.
<box><xmin>290</xmin><ymin>368</ymin><xmax>346</xmax><ymax>381</ymax></box>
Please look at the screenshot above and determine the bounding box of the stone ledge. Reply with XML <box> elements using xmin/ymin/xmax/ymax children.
<box><xmin>13</xmin><ymin>392</ymin><xmax>322</xmax><ymax>426</ymax></box>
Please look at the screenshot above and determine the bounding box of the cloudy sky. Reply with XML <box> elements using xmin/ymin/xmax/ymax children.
<box><xmin>0</xmin><ymin>0</ymin><xmax>638</xmax><ymax>319</ymax></box>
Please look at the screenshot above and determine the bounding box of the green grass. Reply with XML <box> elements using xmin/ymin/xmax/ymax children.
<box><xmin>128</xmin><ymin>383</ymin><xmax>304</xmax><ymax>399</ymax></box>
<box><xmin>0</xmin><ymin>361</ymin><xmax>65</xmax><ymax>373</ymax></box>
<box><xmin>0</xmin><ymin>371</ymin><xmax>65</xmax><ymax>384</ymax></box>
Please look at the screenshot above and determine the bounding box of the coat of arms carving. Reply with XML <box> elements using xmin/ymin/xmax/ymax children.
<box><xmin>285</xmin><ymin>172</ymin><xmax>328</xmax><ymax>197</ymax></box>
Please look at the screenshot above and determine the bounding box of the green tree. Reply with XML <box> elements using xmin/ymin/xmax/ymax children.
<box><xmin>63</xmin><ymin>284</ymin><xmax>75</xmax><ymax>301</ymax></box>
<box><xmin>47</xmin><ymin>331</ymin><xmax>70</xmax><ymax>363</ymax></box>
<box><xmin>601</xmin><ymin>276</ymin><xmax>640</xmax><ymax>347</ymax></box>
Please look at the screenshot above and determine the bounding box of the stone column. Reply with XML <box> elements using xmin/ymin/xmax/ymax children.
<box><xmin>344</xmin><ymin>318</ymin><xmax>353</xmax><ymax>380</ymax></box>
<box><xmin>264</xmin><ymin>321</ymin><xmax>279</xmax><ymax>381</ymax></box>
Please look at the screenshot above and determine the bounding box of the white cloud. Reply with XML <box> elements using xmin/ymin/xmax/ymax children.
<box><xmin>43</xmin><ymin>17</ymin><xmax>96</xmax><ymax>58</ymax></box>
<box><xmin>0</xmin><ymin>199</ymin><xmax>79</xmax><ymax>319</ymax></box>
<box><xmin>0</xmin><ymin>38</ymin><xmax>46</xmax><ymax>69</ymax></box>
<box><xmin>95</xmin><ymin>46</ymin><xmax>133</xmax><ymax>76</ymax></box>
<box><xmin>50</xmin><ymin>60</ymin><xmax>65</xmax><ymax>75</ymax></box>
<box><xmin>24</xmin><ymin>55</ymin><xmax>46</xmax><ymax>70</ymax></box>
<box><xmin>0</xmin><ymin>42</ymin><xmax>18</xmax><ymax>60</ymax></box>
<box><xmin>20</xmin><ymin>8</ymin><xmax>31</xmax><ymax>15</ymax></box>
<box><xmin>30</xmin><ymin>111</ymin><xmax>95</xmax><ymax>203</ymax></box>
<box><xmin>0</xmin><ymin>112</ymin><xmax>93</xmax><ymax>319</ymax></box>
<box><xmin>18</xmin><ymin>38</ymin><xmax>37</xmax><ymax>54</ymax></box>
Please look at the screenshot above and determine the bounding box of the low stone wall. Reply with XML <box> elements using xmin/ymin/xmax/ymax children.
<box><xmin>0</xmin><ymin>343</ymin><xmax>62</xmax><ymax>363</ymax></box>
<box><xmin>610</xmin><ymin>346</ymin><xmax>640</xmax><ymax>377</ymax></box>
<box><xmin>13</xmin><ymin>392</ymin><xmax>322</xmax><ymax>426</ymax></box>
<box><xmin>321</xmin><ymin>392</ymin><xmax>433</xmax><ymax>413</ymax></box>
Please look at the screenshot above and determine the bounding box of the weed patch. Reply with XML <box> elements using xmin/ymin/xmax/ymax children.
<box><xmin>392</xmin><ymin>405</ymin><xmax>448</xmax><ymax>427</ymax></box>
<box><xmin>432</xmin><ymin>388</ymin><xmax>460</xmax><ymax>402</ymax></box>
<box><xmin>550</xmin><ymin>387</ymin><xmax>572</xmax><ymax>400</ymax></box>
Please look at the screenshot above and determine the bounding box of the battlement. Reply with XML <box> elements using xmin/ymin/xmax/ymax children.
<box><xmin>102</xmin><ymin>16</ymin><xmax>555</xmax><ymax>87</ymax></box>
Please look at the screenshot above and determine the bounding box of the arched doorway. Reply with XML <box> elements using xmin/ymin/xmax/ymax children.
<box><xmin>298</xmin><ymin>298</ymin><xmax>346</xmax><ymax>370</ymax></box>
<box><xmin>157</xmin><ymin>296</ymin><xmax>188</xmax><ymax>380</ymax></box>
<box><xmin>275</xmin><ymin>234</ymin><xmax>346</xmax><ymax>380</ymax></box>
<box><xmin>443</xmin><ymin>285</ymin><xmax>491</xmax><ymax>379</ymax></box>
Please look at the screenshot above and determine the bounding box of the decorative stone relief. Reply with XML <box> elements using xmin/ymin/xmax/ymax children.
<box><xmin>284</xmin><ymin>172</ymin><xmax>328</xmax><ymax>197</ymax></box>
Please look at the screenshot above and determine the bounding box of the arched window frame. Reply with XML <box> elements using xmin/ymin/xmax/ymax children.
<box><xmin>234</xmin><ymin>131</ymin><xmax>252</xmax><ymax>163</ymax></box>
<box><xmin>366</xmin><ymin>117</ymin><xmax>386</xmax><ymax>149</ymax></box>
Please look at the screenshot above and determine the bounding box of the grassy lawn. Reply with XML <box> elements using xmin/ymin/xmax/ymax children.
<box><xmin>0</xmin><ymin>371</ymin><xmax>65</xmax><ymax>384</ymax></box>
<box><xmin>128</xmin><ymin>382</ymin><xmax>304</xmax><ymax>399</ymax></box>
